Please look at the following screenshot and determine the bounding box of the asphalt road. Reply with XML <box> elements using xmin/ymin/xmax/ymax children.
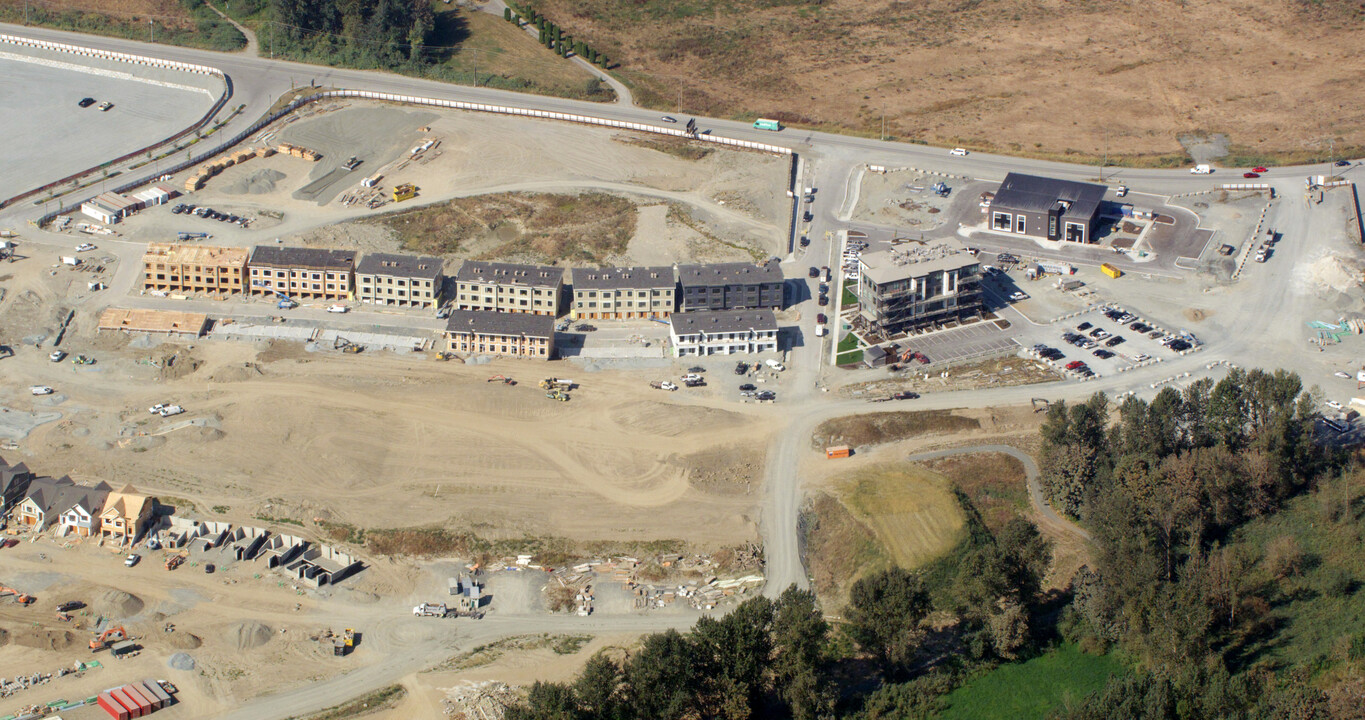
<box><xmin>0</xmin><ymin>24</ymin><xmax>1356</xmax><ymax>718</ymax></box>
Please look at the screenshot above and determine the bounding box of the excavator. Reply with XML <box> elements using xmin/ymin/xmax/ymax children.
<box><xmin>90</xmin><ymin>626</ymin><xmax>130</xmax><ymax>652</ymax></box>
<box><xmin>487</xmin><ymin>375</ymin><xmax>515</xmax><ymax>385</ymax></box>
<box><xmin>0</xmin><ymin>585</ymin><xmax>34</xmax><ymax>605</ymax></box>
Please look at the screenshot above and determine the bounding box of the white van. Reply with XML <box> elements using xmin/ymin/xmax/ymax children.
<box><xmin>1190</xmin><ymin>164</ymin><xmax>1213</xmax><ymax>174</ymax></box>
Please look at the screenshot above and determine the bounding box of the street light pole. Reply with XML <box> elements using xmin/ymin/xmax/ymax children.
<box><xmin>149</xmin><ymin>19</ymin><xmax>154</xmax><ymax>43</ymax></box>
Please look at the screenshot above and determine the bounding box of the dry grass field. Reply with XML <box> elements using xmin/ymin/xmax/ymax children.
<box><xmin>837</xmin><ymin>466</ymin><xmax>965</xmax><ymax>569</ymax></box>
<box><xmin>532</xmin><ymin>0</ymin><xmax>1365</xmax><ymax>162</ymax></box>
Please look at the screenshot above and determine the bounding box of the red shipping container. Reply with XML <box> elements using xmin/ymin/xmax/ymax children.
<box><xmin>111</xmin><ymin>688</ymin><xmax>145</xmax><ymax>718</ymax></box>
<box><xmin>123</xmin><ymin>683</ymin><xmax>156</xmax><ymax>712</ymax></box>
<box><xmin>98</xmin><ymin>692</ymin><xmax>131</xmax><ymax>720</ymax></box>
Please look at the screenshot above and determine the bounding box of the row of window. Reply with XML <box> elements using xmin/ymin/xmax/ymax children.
<box><xmin>250</xmin><ymin>269</ymin><xmax>348</xmax><ymax>281</ymax></box>
<box><xmin>457</xmin><ymin>297</ymin><xmax>551</xmax><ymax>307</ymax></box>
<box><xmin>359</xmin><ymin>276</ymin><xmax>433</xmax><ymax>287</ymax></box>
<box><xmin>147</xmin><ymin>274</ymin><xmax>243</xmax><ymax>285</ymax></box>
<box><xmin>146</xmin><ymin>264</ymin><xmax>242</xmax><ymax>275</ymax></box>
<box><xmin>576</xmin><ymin>289</ymin><xmax>670</xmax><ymax>298</ymax></box>
<box><xmin>575</xmin><ymin>300</ymin><xmax>667</xmax><ymax>309</ymax></box>
<box><xmin>674</xmin><ymin>332</ymin><xmax>776</xmax><ymax>342</ymax></box>
<box><xmin>457</xmin><ymin>283</ymin><xmax>557</xmax><ymax>295</ymax></box>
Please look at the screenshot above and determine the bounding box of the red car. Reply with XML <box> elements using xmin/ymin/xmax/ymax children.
<box><xmin>1252</xmin><ymin>166</ymin><xmax>1268</xmax><ymax>173</ymax></box>
<box><xmin>816</xmin><ymin>313</ymin><xmax>827</xmax><ymax>324</ymax></box>
<box><xmin>1065</xmin><ymin>360</ymin><xmax>1084</xmax><ymax>370</ymax></box>
<box><xmin>1243</xmin><ymin>172</ymin><xmax>1260</xmax><ymax>178</ymax></box>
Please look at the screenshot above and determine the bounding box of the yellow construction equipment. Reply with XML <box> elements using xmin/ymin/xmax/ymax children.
<box><xmin>545</xmin><ymin>390</ymin><xmax>570</xmax><ymax>401</ymax></box>
<box><xmin>165</xmin><ymin>552</ymin><xmax>186</xmax><ymax>571</ymax></box>
<box><xmin>1100</xmin><ymin>262</ymin><xmax>1122</xmax><ymax>279</ymax></box>
<box><xmin>392</xmin><ymin>183</ymin><xmax>417</xmax><ymax>202</ymax></box>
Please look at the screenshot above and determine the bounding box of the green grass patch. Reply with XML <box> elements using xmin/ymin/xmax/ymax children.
<box><xmin>255</xmin><ymin>514</ymin><xmax>304</xmax><ymax>527</ymax></box>
<box><xmin>430</xmin><ymin>634</ymin><xmax>591</xmax><ymax>672</ymax></box>
<box><xmin>283</xmin><ymin>684</ymin><xmax>406</xmax><ymax>720</ymax></box>
<box><xmin>936</xmin><ymin>643</ymin><xmax>1128</xmax><ymax>720</ymax></box>
<box><xmin>840</xmin><ymin>276</ymin><xmax>857</xmax><ymax>307</ymax></box>
<box><xmin>0</xmin><ymin>0</ymin><xmax>245</xmax><ymax>52</ymax></box>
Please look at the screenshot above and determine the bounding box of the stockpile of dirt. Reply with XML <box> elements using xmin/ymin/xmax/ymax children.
<box><xmin>14</xmin><ymin>629</ymin><xmax>76</xmax><ymax>651</ymax></box>
<box><xmin>227</xmin><ymin>621</ymin><xmax>274</xmax><ymax>651</ymax></box>
<box><xmin>167</xmin><ymin>632</ymin><xmax>203</xmax><ymax>650</ymax></box>
<box><xmin>159</xmin><ymin>350</ymin><xmax>203</xmax><ymax>381</ymax></box>
<box><xmin>91</xmin><ymin>589</ymin><xmax>145</xmax><ymax>618</ymax></box>
<box><xmin>222</xmin><ymin>169</ymin><xmax>286</xmax><ymax>195</ymax></box>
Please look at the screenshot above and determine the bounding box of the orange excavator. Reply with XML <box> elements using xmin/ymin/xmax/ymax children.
<box><xmin>90</xmin><ymin>626</ymin><xmax>130</xmax><ymax>652</ymax></box>
<box><xmin>0</xmin><ymin>585</ymin><xmax>34</xmax><ymax>605</ymax></box>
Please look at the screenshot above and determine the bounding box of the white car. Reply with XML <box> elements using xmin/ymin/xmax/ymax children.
<box><xmin>1009</xmin><ymin>291</ymin><xmax>1029</xmax><ymax>301</ymax></box>
<box><xmin>765</xmin><ymin>359</ymin><xmax>785</xmax><ymax>372</ymax></box>
<box><xmin>680</xmin><ymin>373</ymin><xmax>703</xmax><ymax>383</ymax></box>
<box><xmin>75</xmin><ymin>243</ymin><xmax>97</xmax><ymax>252</ymax></box>
<box><xmin>660</xmin><ymin>116</ymin><xmax>677</xmax><ymax>123</ymax></box>
<box><xmin>1325</xmin><ymin>400</ymin><xmax>1344</xmax><ymax>411</ymax></box>
<box><xmin>124</xmin><ymin>554</ymin><xmax>140</xmax><ymax>567</ymax></box>
<box><xmin>30</xmin><ymin>386</ymin><xmax>54</xmax><ymax>395</ymax></box>
<box><xmin>149</xmin><ymin>404</ymin><xmax>167</xmax><ymax>414</ymax></box>
<box><xmin>49</xmin><ymin>350</ymin><xmax>66</xmax><ymax>362</ymax></box>
<box><xmin>158</xmin><ymin>405</ymin><xmax>185</xmax><ymax>417</ymax></box>
<box><xmin>950</xmin><ymin>147</ymin><xmax>969</xmax><ymax>156</ymax></box>
<box><xmin>1133</xmin><ymin>353</ymin><xmax>1151</xmax><ymax>362</ymax></box>
<box><xmin>326</xmin><ymin>305</ymin><xmax>349</xmax><ymax>313</ymax></box>
<box><xmin>1115</xmin><ymin>186</ymin><xmax>1128</xmax><ymax>197</ymax></box>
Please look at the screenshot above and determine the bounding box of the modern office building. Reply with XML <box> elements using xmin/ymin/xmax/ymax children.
<box><xmin>856</xmin><ymin>241</ymin><xmax>982</xmax><ymax>335</ymax></box>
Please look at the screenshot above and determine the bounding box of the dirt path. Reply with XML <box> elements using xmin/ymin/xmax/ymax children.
<box><xmin>905</xmin><ymin>444</ymin><xmax>1089</xmax><ymax>541</ymax></box>
<box><xmin>206</xmin><ymin>2</ymin><xmax>258</xmax><ymax>57</ymax></box>
<box><xmin>478</xmin><ymin>0</ymin><xmax>634</xmax><ymax>106</ymax></box>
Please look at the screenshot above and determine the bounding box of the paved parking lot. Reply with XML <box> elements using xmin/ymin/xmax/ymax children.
<box><xmin>880</xmin><ymin>319</ymin><xmax>1019</xmax><ymax>367</ymax></box>
<box><xmin>1032</xmin><ymin>304</ymin><xmax>1199</xmax><ymax>378</ymax></box>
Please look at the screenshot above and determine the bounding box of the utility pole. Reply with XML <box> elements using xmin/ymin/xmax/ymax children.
<box><xmin>270</xmin><ymin>21</ymin><xmax>274</xmax><ymax>59</ymax></box>
<box><xmin>149</xmin><ymin>19</ymin><xmax>155</xmax><ymax>43</ymax></box>
<box><xmin>472</xmin><ymin>53</ymin><xmax>478</xmax><ymax>87</ymax></box>
<box><xmin>1100</xmin><ymin>127</ymin><xmax>1108</xmax><ymax>182</ymax></box>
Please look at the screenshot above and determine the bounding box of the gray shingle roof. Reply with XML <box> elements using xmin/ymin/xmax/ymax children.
<box><xmin>571</xmin><ymin>266</ymin><xmax>675</xmax><ymax>290</ymax></box>
<box><xmin>356</xmin><ymin>252</ymin><xmax>444</xmax><ymax>280</ymax></box>
<box><xmin>445</xmin><ymin>310</ymin><xmax>555</xmax><ymax>338</ymax></box>
<box><xmin>455</xmin><ymin>261</ymin><xmax>564</xmax><ymax>286</ymax></box>
<box><xmin>249</xmin><ymin>246</ymin><xmax>356</xmax><ymax>271</ymax></box>
<box><xmin>670</xmin><ymin>309</ymin><xmax>778</xmax><ymax>334</ymax></box>
<box><xmin>676</xmin><ymin>260</ymin><xmax>783</xmax><ymax>289</ymax></box>
<box><xmin>992</xmin><ymin>173</ymin><xmax>1106</xmax><ymax>219</ymax></box>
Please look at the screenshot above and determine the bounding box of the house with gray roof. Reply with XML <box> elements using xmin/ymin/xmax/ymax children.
<box><xmin>988</xmin><ymin>173</ymin><xmax>1107</xmax><ymax>244</ymax></box>
<box><xmin>56</xmin><ymin>481</ymin><xmax>112</xmax><ymax>537</ymax></box>
<box><xmin>669</xmin><ymin>309</ymin><xmax>779</xmax><ymax>357</ymax></box>
<box><xmin>454</xmin><ymin>261</ymin><xmax>564</xmax><ymax>316</ymax></box>
<box><xmin>444</xmin><ymin>309</ymin><xmax>556</xmax><ymax>359</ymax></box>
<box><xmin>355</xmin><ymin>252</ymin><xmax>444</xmax><ymax>309</ymax></box>
<box><xmin>677</xmin><ymin>260</ymin><xmax>784</xmax><ymax>312</ymax></box>
<box><xmin>570</xmin><ymin>266</ymin><xmax>676</xmax><ymax>319</ymax></box>
<box><xmin>247</xmin><ymin>246</ymin><xmax>357</xmax><ymax>300</ymax></box>
<box><xmin>0</xmin><ymin>458</ymin><xmax>33</xmax><ymax>514</ymax></box>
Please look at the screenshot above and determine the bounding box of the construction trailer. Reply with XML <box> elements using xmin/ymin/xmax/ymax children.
<box><xmin>825</xmin><ymin>445</ymin><xmax>852</xmax><ymax>459</ymax></box>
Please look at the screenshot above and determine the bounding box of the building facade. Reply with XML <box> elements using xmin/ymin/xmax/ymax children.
<box><xmin>58</xmin><ymin>482</ymin><xmax>111</xmax><ymax>537</ymax></box>
<box><xmin>454</xmin><ymin>261</ymin><xmax>564</xmax><ymax>316</ymax></box>
<box><xmin>677</xmin><ymin>260</ymin><xmax>784</xmax><ymax>312</ymax></box>
<box><xmin>669</xmin><ymin>309</ymin><xmax>780</xmax><ymax>357</ymax></box>
<box><xmin>444</xmin><ymin>310</ymin><xmax>556</xmax><ymax>359</ymax></box>
<box><xmin>100</xmin><ymin>485</ymin><xmax>153</xmax><ymax>543</ymax></box>
<box><xmin>143</xmin><ymin>243</ymin><xmax>249</xmax><ymax>295</ymax></box>
<box><xmin>355</xmin><ymin>252</ymin><xmax>444</xmax><ymax>309</ymax></box>
<box><xmin>248</xmin><ymin>246</ymin><xmax>356</xmax><ymax>301</ymax></box>
<box><xmin>856</xmin><ymin>242</ymin><xmax>982</xmax><ymax>336</ymax></box>
<box><xmin>571</xmin><ymin>266</ymin><xmax>676</xmax><ymax>319</ymax></box>
<box><xmin>988</xmin><ymin>173</ymin><xmax>1106</xmax><ymax>244</ymax></box>
<box><xmin>12</xmin><ymin>475</ymin><xmax>78</xmax><ymax>530</ymax></box>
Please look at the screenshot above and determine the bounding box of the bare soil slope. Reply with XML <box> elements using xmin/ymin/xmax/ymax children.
<box><xmin>534</xmin><ymin>0</ymin><xmax>1365</xmax><ymax>160</ymax></box>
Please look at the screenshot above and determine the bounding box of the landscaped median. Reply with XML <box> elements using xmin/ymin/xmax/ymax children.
<box><xmin>835</xmin><ymin>331</ymin><xmax>864</xmax><ymax>366</ymax></box>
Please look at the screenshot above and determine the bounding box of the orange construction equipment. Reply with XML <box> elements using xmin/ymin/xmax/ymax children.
<box><xmin>165</xmin><ymin>553</ymin><xmax>186</xmax><ymax>571</ymax></box>
<box><xmin>90</xmin><ymin>625</ymin><xmax>130</xmax><ymax>652</ymax></box>
<box><xmin>486</xmin><ymin>375</ymin><xmax>515</xmax><ymax>385</ymax></box>
<box><xmin>0</xmin><ymin>585</ymin><xmax>34</xmax><ymax>605</ymax></box>
<box><xmin>825</xmin><ymin>445</ymin><xmax>852</xmax><ymax>459</ymax></box>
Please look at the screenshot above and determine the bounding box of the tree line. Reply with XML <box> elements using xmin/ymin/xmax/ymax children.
<box><xmin>267</xmin><ymin>0</ymin><xmax>434</xmax><ymax>67</ymax></box>
<box><xmin>504</xmin><ymin>2</ymin><xmax>611</xmax><ymax>69</ymax></box>
<box><xmin>509</xmin><ymin>367</ymin><xmax>1358</xmax><ymax>718</ymax></box>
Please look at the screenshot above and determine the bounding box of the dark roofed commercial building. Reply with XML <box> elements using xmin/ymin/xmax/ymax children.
<box><xmin>355</xmin><ymin>252</ymin><xmax>444</xmax><ymax>309</ymax></box>
<box><xmin>571</xmin><ymin>266</ymin><xmax>676</xmax><ymax>319</ymax></box>
<box><xmin>443</xmin><ymin>309</ymin><xmax>556</xmax><ymax>359</ymax></box>
<box><xmin>669</xmin><ymin>309</ymin><xmax>779</xmax><ymax>357</ymax></box>
<box><xmin>454</xmin><ymin>261</ymin><xmax>564</xmax><ymax>316</ymax></box>
<box><xmin>988</xmin><ymin>173</ymin><xmax>1107</xmax><ymax>244</ymax></box>
<box><xmin>248</xmin><ymin>246</ymin><xmax>357</xmax><ymax>300</ymax></box>
<box><xmin>677</xmin><ymin>260</ymin><xmax>784</xmax><ymax>311</ymax></box>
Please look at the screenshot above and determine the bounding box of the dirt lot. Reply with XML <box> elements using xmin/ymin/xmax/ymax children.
<box><xmin>114</xmin><ymin>102</ymin><xmax>790</xmax><ymax>266</ymax></box>
<box><xmin>534</xmin><ymin>0</ymin><xmax>1365</xmax><ymax>161</ymax></box>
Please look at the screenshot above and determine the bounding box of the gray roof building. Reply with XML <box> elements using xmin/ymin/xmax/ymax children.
<box><xmin>668</xmin><ymin>309</ymin><xmax>780</xmax><ymax>357</ymax></box>
<box><xmin>676</xmin><ymin>260</ymin><xmax>784</xmax><ymax>311</ymax></box>
<box><xmin>0</xmin><ymin>458</ymin><xmax>33</xmax><ymax>511</ymax></box>
<box><xmin>455</xmin><ymin>261</ymin><xmax>565</xmax><ymax>285</ymax></box>
<box><xmin>356</xmin><ymin>252</ymin><xmax>443</xmax><ymax>279</ymax></box>
<box><xmin>248</xmin><ymin>246</ymin><xmax>357</xmax><ymax>271</ymax></box>
<box><xmin>677</xmin><ymin>260</ymin><xmax>783</xmax><ymax>288</ymax></box>
<box><xmin>988</xmin><ymin>173</ymin><xmax>1107</xmax><ymax>244</ymax></box>
<box><xmin>571</xmin><ymin>266</ymin><xmax>674</xmax><ymax>289</ymax></box>
<box><xmin>670</xmin><ymin>309</ymin><xmax>779</xmax><ymax>335</ymax></box>
<box><xmin>445</xmin><ymin>309</ymin><xmax>556</xmax><ymax>338</ymax></box>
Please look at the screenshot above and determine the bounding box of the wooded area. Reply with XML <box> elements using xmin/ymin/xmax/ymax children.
<box><xmin>509</xmin><ymin>367</ymin><xmax>1364</xmax><ymax>718</ymax></box>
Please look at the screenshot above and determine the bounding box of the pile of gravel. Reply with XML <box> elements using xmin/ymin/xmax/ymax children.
<box><xmin>168</xmin><ymin>652</ymin><xmax>195</xmax><ymax>671</ymax></box>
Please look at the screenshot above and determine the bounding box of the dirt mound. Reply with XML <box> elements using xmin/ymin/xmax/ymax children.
<box><xmin>192</xmin><ymin>427</ymin><xmax>226</xmax><ymax>442</ymax></box>
<box><xmin>1308</xmin><ymin>254</ymin><xmax>1363</xmax><ymax>294</ymax></box>
<box><xmin>15</xmin><ymin>629</ymin><xmax>75</xmax><ymax>651</ymax></box>
<box><xmin>222</xmin><ymin>169</ymin><xmax>286</xmax><ymax>195</ymax></box>
<box><xmin>166</xmin><ymin>631</ymin><xmax>203</xmax><ymax>650</ymax></box>
<box><xmin>208</xmin><ymin>362</ymin><xmax>264</xmax><ymax>383</ymax></box>
<box><xmin>168</xmin><ymin>652</ymin><xmax>195</xmax><ymax>671</ymax></box>
<box><xmin>91</xmin><ymin>589</ymin><xmax>145</xmax><ymax>618</ymax></box>
<box><xmin>159</xmin><ymin>351</ymin><xmax>203</xmax><ymax>381</ymax></box>
<box><xmin>226</xmin><ymin>621</ymin><xmax>273</xmax><ymax>651</ymax></box>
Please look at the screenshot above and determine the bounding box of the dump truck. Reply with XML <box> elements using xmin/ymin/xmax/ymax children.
<box><xmin>413</xmin><ymin>603</ymin><xmax>451</xmax><ymax>617</ymax></box>
<box><xmin>393</xmin><ymin>184</ymin><xmax>417</xmax><ymax>202</ymax></box>
<box><xmin>539</xmin><ymin>378</ymin><xmax>575</xmax><ymax>390</ymax></box>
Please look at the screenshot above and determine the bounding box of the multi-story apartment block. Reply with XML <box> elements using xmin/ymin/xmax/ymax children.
<box><xmin>453</xmin><ymin>261</ymin><xmax>564</xmax><ymax>316</ymax></box>
<box><xmin>677</xmin><ymin>260</ymin><xmax>784</xmax><ymax>311</ymax></box>
<box><xmin>355</xmin><ymin>252</ymin><xmax>444</xmax><ymax>309</ymax></box>
<box><xmin>571</xmin><ymin>266</ymin><xmax>676</xmax><ymax>319</ymax></box>
<box><xmin>143</xmin><ymin>243</ymin><xmax>249</xmax><ymax>295</ymax></box>
<box><xmin>248</xmin><ymin>246</ymin><xmax>356</xmax><ymax>301</ymax></box>
<box><xmin>444</xmin><ymin>310</ymin><xmax>556</xmax><ymax>359</ymax></box>
<box><xmin>669</xmin><ymin>309</ymin><xmax>779</xmax><ymax>357</ymax></box>
<box><xmin>855</xmin><ymin>241</ymin><xmax>982</xmax><ymax>336</ymax></box>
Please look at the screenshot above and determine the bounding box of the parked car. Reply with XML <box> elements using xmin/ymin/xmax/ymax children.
<box><xmin>734</xmin><ymin>362</ymin><xmax>748</xmax><ymax>375</ymax></box>
<box><xmin>1077</xmin><ymin>322</ymin><xmax>1093</xmax><ymax>331</ymax></box>
<box><xmin>687</xmin><ymin>366</ymin><xmax>705</xmax><ymax>374</ymax></box>
<box><xmin>950</xmin><ymin>147</ymin><xmax>968</xmax><ymax>156</ymax></box>
<box><xmin>808</xmin><ymin>266</ymin><xmax>819</xmax><ymax>278</ymax></box>
<box><xmin>30</xmin><ymin>386</ymin><xmax>54</xmax><ymax>395</ymax></box>
<box><xmin>1093</xmin><ymin>349</ymin><xmax>1115</xmax><ymax>359</ymax></box>
<box><xmin>739</xmin><ymin>384</ymin><xmax>757</xmax><ymax>392</ymax></box>
<box><xmin>816</xmin><ymin>313</ymin><xmax>827</xmax><ymax>324</ymax></box>
<box><xmin>75</xmin><ymin>243</ymin><xmax>96</xmax><ymax>252</ymax></box>
<box><xmin>49</xmin><ymin>350</ymin><xmax>66</xmax><ymax>362</ymax></box>
<box><xmin>158</xmin><ymin>405</ymin><xmax>185</xmax><ymax>417</ymax></box>
<box><xmin>124</xmin><ymin>554</ymin><xmax>141</xmax><ymax>567</ymax></box>
<box><xmin>326</xmin><ymin>305</ymin><xmax>349</xmax><ymax>313</ymax></box>
<box><xmin>98</xmin><ymin>101</ymin><xmax>113</xmax><ymax>111</ymax></box>
<box><xmin>1105</xmin><ymin>336</ymin><xmax>1125</xmax><ymax>347</ymax></box>
<box><xmin>1253</xmin><ymin>166</ymin><xmax>1268</xmax><ymax>173</ymax></box>
<box><xmin>1243</xmin><ymin>172</ymin><xmax>1260</xmax><ymax>179</ymax></box>
<box><xmin>1134</xmin><ymin>353</ymin><xmax>1151</xmax><ymax>362</ymax></box>
<box><xmin>1009</xmin><ymin>291</ymin><xmax>1029</xmax><ymax>301</ymax></box>
<box><xmin>1168</xmin><ymin>340</ymin><xmax>1192</xmax><ymax>351</ymax></box>
<box><xmin>1326</xmin><ymin>400</ymin><xmax>1345</xmax><ymax>411</ymax></box>
<box><xmin>78</xmin><ymin>97</ymin><xmax>96</xmax><ymax>108</ymax></box>
<box><xmin>1066</xmin><ymin>360</ymin><xmax>1085</xmax><ymax>370</ymax></box>
<box><xmin>1089</xmin><ymin>328</ymin><xmax>1110</xmax><ymax>339</ymax></box>
<box><xmin>818</xmin><ymin>294</ymin><xmax>829</xmax><ymax>306</ymax></box>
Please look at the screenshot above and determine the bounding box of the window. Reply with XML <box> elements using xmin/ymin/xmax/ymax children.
<box><xmin>1015</xmin><ymin>215</ymin><xmax>1025</xmax><ymax>233</ymax></box>
<box><xmin>992</xmin><ymin>212</ymin><xmax>1012</xmax><ymax>231</ymax></box>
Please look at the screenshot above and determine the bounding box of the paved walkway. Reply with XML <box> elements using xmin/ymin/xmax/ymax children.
<box><xmin>478</xmin><ymin>0</ymin><xmax>634</xmax><ymax>106</ymax></box>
